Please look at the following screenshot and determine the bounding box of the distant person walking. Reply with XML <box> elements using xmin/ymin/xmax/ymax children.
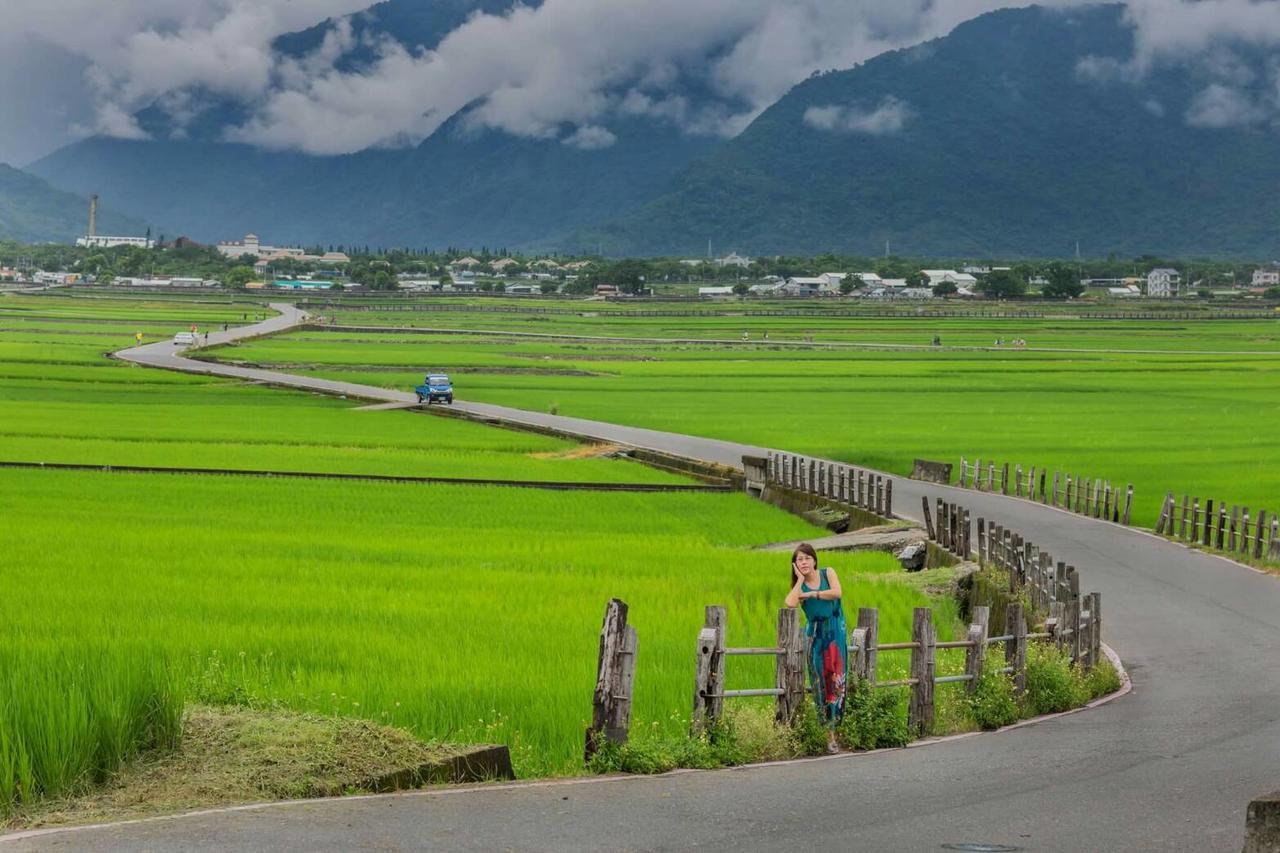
<box><xmin>134</xmin><ymin>331</ymin><xmax>143</xmax><ymax>345</ymax></box>
<box><xmin>785</xmin><ymin>543</ymin><xmax>846</xmax><ymax>751</ymax></box>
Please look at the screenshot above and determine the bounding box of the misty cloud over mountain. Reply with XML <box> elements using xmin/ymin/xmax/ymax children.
<box><xmin>5</xmin><ymin>0</ymin><xmax>1280</xmax><ymax>165</ymax></box>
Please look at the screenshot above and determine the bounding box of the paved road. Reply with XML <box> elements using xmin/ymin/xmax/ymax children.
<box><xmin>11</xmin><ymin>304</ymin><xmax>1278</xmax><ymax>851</ymax></box>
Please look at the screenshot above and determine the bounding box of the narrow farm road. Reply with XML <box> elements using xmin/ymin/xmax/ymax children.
<box><xmin>10</xmin><ymin>303</ymin><xmax>1278</xmax><ymax>851</ymax></box>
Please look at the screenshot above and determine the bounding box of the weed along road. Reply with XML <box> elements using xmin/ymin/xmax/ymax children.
<box><xmin>26</xmin><ymin>304</ymin><xmax>1273</xmax><ymax>851</ymax></box>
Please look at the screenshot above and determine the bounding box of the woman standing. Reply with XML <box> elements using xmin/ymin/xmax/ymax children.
<box><xmin>784</xmin><ymin>543</ymin><xmax>847</xmax><ymax>752</ymax></box>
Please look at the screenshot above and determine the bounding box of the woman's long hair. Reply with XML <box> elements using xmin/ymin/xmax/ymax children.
<box><xmin>790</xmin><ymin>542</ymin><xmax>818</xmax><ymax>589</ymax></box>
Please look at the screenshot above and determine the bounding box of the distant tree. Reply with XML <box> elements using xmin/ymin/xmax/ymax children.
<box><xmin>977</xmin><ymin>269</ymin><xmax>1027</xmax><ymax>299</ymax></box>
<box><xmin>1197</xmin><ymin>288</ymin><xmax>1213</xmax><ymax>300</ymax></box>
<box><xmin>224</xmin><ymin>266</ymin><xmax>256</xmax><ymax>289</ymax></box>
<box><xmin>1041</xmin><ymin>262</ymin><xmax>1084</xmax><ymax>299</ymax></box>
<box><xmin>839</xmin><ymin>277</ymin><xmax>856</xmax><ymax>295</ymax></box>
<box><xmin>732</xmin><ymin>282</ymin><xmax>750</xmax><ymax>296</ymax></box>
<box><xmin>563</xmin><ymin>277</ymin><xmax>593</xmax><ymax>295</ymax></box>
<box><xmin>1266</xmin><ymin>286</ymin><xmax>1280</xmax><ymax>300</ymax></box>
<box><xmin>610</xmin><ymin>259</ymin><xmax>648</xmax><ymax>295</ymax></box>
<box><xmin>932</xmin><ymin>280</ymin><xmax>958</xmax><ymax>297</ymax></box>
<box><xmin>540</xmin><ymin>282</ymin><xmax>559</xmax><ymax>295</ymax></box>
<box><xmin>907</xmin><ymin>271</ymin><xmax>930</xmax><ymax>288</ymax></box>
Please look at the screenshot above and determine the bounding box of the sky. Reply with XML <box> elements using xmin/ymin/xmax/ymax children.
<box><xmin>2</xmin><ymin>0</ymin><xmax>1278</xmax><ymax>166</ymax></box>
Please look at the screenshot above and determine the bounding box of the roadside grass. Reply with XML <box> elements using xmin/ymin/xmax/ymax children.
<box><xmin>211</xmin><ymin>326</ymin><xmax>1280</xmax><ymax>528</ymax></box>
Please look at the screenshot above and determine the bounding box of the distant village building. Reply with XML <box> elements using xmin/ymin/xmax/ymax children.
<box><xmin>698</xmin><ymin>286</ymin><xmax>735</xmax><ymax>297</ymax></box>
<box><xmin>451</xmin><ymin>256</ymin><xmax>481</xmax><ymax>268</ymax></box>
<box><xmin>491</xmin><ymin>258</ymin><xmax>520</xmax><ymax>271</ymax></box>
<box><xmin>1108</xmin><ymin>286</ymin><xmax>1141</xmax><ymax>298</ymax></box>
<box><xmin>779</xmin><ymin>277</ymin><xmax>829</xmax><ymax>296</ymax></box>
<box><xmin>921</xmin><ymin>270</ymin><xmax>979</xmax><ymax>289</ymax></box>
<box><xmin>1146</xmin><ymin>268</ymin><xmax>1181</xmax><ymax>297</ymax></box>
<box><xmin>1252</xmin><ymin>269</ymin><xmax>1280</xmax><ymax>288</ymax></box>
<box><xmin>216</xmin><ymin>233</ymin><xmax>348</xmax><ymax>266</ymax></box>
<box><xmin>715</xmin><ymin>252</ymin><xmax>752</xmax><ymax>268</ymax></box>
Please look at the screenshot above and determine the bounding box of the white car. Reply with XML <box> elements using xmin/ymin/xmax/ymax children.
<box><xmin>172</xmin><ymin>332</ymin><xmax>196</xmax><ymax>345</ymax></box>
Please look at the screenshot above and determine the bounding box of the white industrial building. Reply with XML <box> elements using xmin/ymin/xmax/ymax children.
<box><xmin>76</xmin><ymin>235</ymin><xmax>154</xmax><ymax>249</ymax></box>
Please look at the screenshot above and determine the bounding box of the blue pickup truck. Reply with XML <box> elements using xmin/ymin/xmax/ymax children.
<box><xmin>415</xmin><ymin>373</ymin><xmax>454</xmax><ymax>405</ymax></box>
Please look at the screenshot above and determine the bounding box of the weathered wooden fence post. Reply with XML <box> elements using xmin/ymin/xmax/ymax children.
<box><xmin>691</xmin><ymin>606</ymin><xmax>726</xmax><ymax>733</ymax></box>
<box><xmin>908</xmin><ymin>608</ymin><xmax>936</xmax><ymax>737</ymax></box>
<box><xmin>1006</xmin><ymin>601</ymin><xmax>1027</xmax><ymax>694</ymax></box>
<box><xmin>1122</xmin><ymin>485</ymin><xmax>1134</xmax><ymax>526</ymax></box>
<box><xmin>1270</xmin><ymin>517</ymin><xmax>1279</xmax><ymax>560</ymax></box>
<box><xmin>1067</xmin><ymin>569</ymin><xmax>1082</xmax><ymax>664</ymax></box>
<box><xmin>1216</xmin><ymin>504</ymin><xmax>1227</xmax><ymax>549</ymax></box>
<box><xmin>885</xmin><ymin>479</ymin><xmax>893</xmax><ymax>516</ymax></box>
<box><xmin>850</xmin><ymin>626</ymin><xmax>869</xmax><ymax>683</ymax></box>
<box><xmin>705</xmin><ymin>606</ymin><xmax>726</xmax><ymax>720</ymax></box>
<box><xmin>1052</xmin><ymin>472</ymin><xmax>1061</xmax><ymax>507</ymax></box>
<box><xmin>1001</xmin><ymin>463</ymin><xmax>1010</xmax><ymax>495</ymax></box>
<box><xmin>964</xmin><ymin>606</ymin><xmax>990</xmax><ymax>695</ymax></box>
<box><xmin>775</xmin><ymin>607</ymin><xmax>805</xmax><ymax>724</ymax></box>
<box><xmin>977</xmin><ymin>517</ymin><xmax>987</xmax><ymax>563</ymax></box>
<box><xmin>1088</xmin><ymin>592</ymin><xmax>1102</xmax><ymax>671</ymax></box>
<box><xmin>586</xmin><ymin>598</ymin><xmax>637</xmax><ymax>761</ymax></box>
<box><xmin>922</xmin><ymin>496</ymin><xmax>935</xmax><ymax>540</ymax></box>
<box><xmin>1015</xmin><ymin>464</ymin><xmax>1024</xmax><ymax>497</ymax></box>
<box><xmin>857</xmin><ymin>607</ymin><xmax>879</xmax><ymax>685</ymax></box>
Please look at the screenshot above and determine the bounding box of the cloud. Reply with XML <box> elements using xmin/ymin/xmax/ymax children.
<box><xmin>1185</xmin><ymin>83</ymin><xmax>1270</xmax><ymax>127</ymax></box>
<box><xmin>1073</xmin><ymin>0</ymin><xmax>1280</xmax><ymax>130</ymax></box>
<box><xmin>804</xmin><ymin>97</ymin><xmax>914</xmax><ymax>134</ymax></box>
<box><xmin>562</xmin><ymin>125</ymin><xmax>618</xmax><ymax>150</ymax></box>
<box><xmin>5</xmin><ymin>0</ymin><xmax>1280</xmax><ymax>163</ymax></box>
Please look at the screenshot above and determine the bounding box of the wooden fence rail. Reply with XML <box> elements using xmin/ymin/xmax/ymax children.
<box><xmin>957</xmin><ymin>457</ymin><xmax>1134</xmax><ymax>526</ymax></box>
<box><xmin>765</xmin><ymin>452</ymin><xmax>894</xmax><ymax>518</ymax></box>
<box><xmin>1155</xmin><ymin>492</ymin><xmax>1279</xmax><ymax>562</ymax></box>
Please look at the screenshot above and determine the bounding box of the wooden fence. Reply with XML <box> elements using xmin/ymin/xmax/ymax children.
<box><xmin>922</xmin><ymin>496</ymin><xmax>1105</xmax><ymax>673</ymax></box>
<box><xmin>588</xmin><ymin>595</ymin><xmax>1100</xmax><ymax>753</ymax></box>
<box><xmin>765</xmin><ymin>452</ymin><xmax>894</xmax><ymax>517</ymax></box>
<box><xmin>688</xmin><ymin>602</ymin><xmax>1051</xmax><ymax>738</ymax></box>
<box><xmin>1155</xmin><ymin>493</ymin><xmax>1280</xmax><ymax>562</ymax></box>
<box><xmin>921</xmin><ymin>497</ymin><xmax>971</xmax><ymax>559</ymax></box>
<box><xmin>957</xmin><ymin>457</ymin><xmax>1134</xmax><ymax>526</ymax></box>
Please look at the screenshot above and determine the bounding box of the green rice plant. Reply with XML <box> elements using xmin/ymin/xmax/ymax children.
<box><xmin>0</xmin><ymin>467</ymin><xmax>944</xmax><ymax>791</ymax></box>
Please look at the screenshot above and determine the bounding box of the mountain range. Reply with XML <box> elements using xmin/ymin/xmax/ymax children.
<box><xmin>10</xmin><ymin>3</ymin><xmax>1280</xmax><ymax>257</ymax></box>
<box><xmin>0</xmin><ymin>164</ymin><xmax>145</xmax><ymax>245</ymax></box>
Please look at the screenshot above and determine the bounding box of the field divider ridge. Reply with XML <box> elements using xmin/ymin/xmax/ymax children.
<box><xmin>0</xmin><ymin>460</ymin><xmax>731</xmax><ymax>493</ymax></box>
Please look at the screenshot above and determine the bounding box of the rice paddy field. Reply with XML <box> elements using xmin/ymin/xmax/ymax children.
<box><xmin>218</xmin><ymin>304</ymin><xmax>1280</xmax><ymax>528</ymax></box>
<box><xmin>0</xmin><ymin>292</ymin><xmax>957</xmax><ymax>810</ymax></box>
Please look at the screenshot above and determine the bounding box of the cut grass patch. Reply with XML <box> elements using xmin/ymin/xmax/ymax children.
<box><xmin>5</xmin><ymin>705</ymin><xmax>472</xmax><ymax>830</ymax></box>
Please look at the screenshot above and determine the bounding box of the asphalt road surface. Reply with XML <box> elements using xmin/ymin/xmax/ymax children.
<box><xmin>7</xmin><ymin>303</ymin><xmax>1276</xmax><ymax>852</ymax></box>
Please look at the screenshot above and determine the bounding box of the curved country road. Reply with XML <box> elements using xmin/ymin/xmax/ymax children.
<box><xmin>7</xmin><ymin>303</ymin><xmax>1278</xmax><ymax>851</ymax></box>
